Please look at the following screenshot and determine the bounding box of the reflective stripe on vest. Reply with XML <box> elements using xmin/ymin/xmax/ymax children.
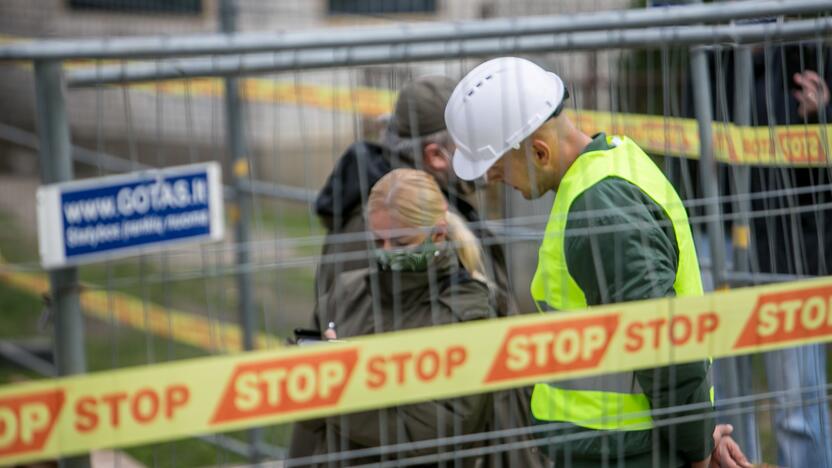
<box><xmin>529</xmin><ymin>136</ymin><xmax>704</xmax><ymax>431</ymax></box>
<box><xmin>531</xmin><ymin>384</ymin><xmax>653</xmax><ymax>431</ymax></box>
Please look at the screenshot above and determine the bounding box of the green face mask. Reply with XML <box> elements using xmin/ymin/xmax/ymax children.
<box><xmin>375</xmin><ymin>236</ymin><xmax>439</xmax><ymax>272</ymax></box>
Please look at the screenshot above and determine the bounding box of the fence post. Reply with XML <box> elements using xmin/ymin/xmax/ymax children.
<box><xmin>722</xmin><ymin>44</ymin><xmax>763</xmax><ymax>461</ymax></box>
<box><xmin>731</xmin><ymin>47</ymin><xmax>753</xmax><ymax>282</ymax></box>
<box><xmin>219</xmin><ymin>0</ymin><xmax>262</xmax><ymax>462</ymax></box>
<box><xmin>690</xmin><ymin>46</ymin><xmax>728</xmax><ymax>288</ymax></box>
<box><xmin>691</xmin><ymin>42</ymin><xmax>764</xmax><ymax>462</ymax></box>
<box><xmin>33</xmin><ymin>59</ymin><xmax>91</xmax><ymax>468</ymax></box>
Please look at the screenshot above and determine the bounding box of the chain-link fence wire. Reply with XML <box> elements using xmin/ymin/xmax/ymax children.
<box><xmin>83</xmin><ymin>46</ymin><xmax>832</xmax><ymax>467</ymax></box>
<box><xmin>266</xmin><ymin>384</ymin><xmax>831</xmax><ymax>468</ymax></box>
<box><xmin>0</xmin><ymin>4</ymin><xmax>831</xmax><ymax>467</ymax></box>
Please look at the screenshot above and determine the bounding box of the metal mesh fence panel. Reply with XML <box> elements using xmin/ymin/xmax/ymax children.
<box><xmin>0</xmin><ymin>2</ymin><xmax>830</xmax><ymax>467</ymax></box>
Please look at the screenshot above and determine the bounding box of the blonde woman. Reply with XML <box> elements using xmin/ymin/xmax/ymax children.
<box><xmin>289</xmin><ymin>168</ymin><xmax>495</xmax><ymax>466</ymax></box>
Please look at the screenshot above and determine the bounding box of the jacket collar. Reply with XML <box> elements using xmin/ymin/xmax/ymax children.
<box><xmin>372</xmin><ymin>247</ymin><xmax>462</xmax><ymax>296</ymax></box>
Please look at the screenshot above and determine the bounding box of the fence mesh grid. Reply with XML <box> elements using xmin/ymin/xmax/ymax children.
<box><xmin>0</xmin><ymin>2</ymin><xmax>830</xmax><ymax>467</ymax></box>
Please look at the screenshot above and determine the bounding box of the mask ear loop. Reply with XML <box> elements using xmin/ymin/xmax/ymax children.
<box><xmin>428</xmin><ymin>212</ymin><xmax>450</xmax><ymax>257</ymax></box>
<box><xmin>424</xmin><ymin>227</ymin><xmax>442</xmax><ymax>259</ymax></box>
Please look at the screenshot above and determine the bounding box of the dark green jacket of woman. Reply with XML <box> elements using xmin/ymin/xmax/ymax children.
<box><xmin>289</xmin><ymin>250</ymin><xmax>546</xmax><ymax>467</ymax></box>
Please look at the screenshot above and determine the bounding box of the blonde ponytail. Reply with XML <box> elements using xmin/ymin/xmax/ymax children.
<box><xmin>445</xmin><ymin>211</ymin><xmax>488</xmax><ymax>284</ymax></box>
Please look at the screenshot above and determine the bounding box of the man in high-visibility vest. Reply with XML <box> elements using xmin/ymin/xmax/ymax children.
<box><xmin>445</xmin><ymin>57</ymin><xmax>717</xmax><ymax>467</ymax></box>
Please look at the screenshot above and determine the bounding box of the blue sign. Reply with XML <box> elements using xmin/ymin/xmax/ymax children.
<box><xmin>37</xmin><ymin>163</ymin><xmax>224</xmax><ymax>268</ymax></box>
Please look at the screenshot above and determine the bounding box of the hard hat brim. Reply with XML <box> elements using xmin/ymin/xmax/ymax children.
<box><xmin>452</xmin><ymin>148</ymin><xmax>502</xmax><ymax>181</ymax></box>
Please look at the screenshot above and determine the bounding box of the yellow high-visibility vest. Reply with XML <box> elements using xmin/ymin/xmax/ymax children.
<box><xmin>529</xmin><ymin>135</ymin><xmax>704</xmax><ymax>431</ymax></box>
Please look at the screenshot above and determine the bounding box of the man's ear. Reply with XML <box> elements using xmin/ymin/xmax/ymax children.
<box><xmin>423</xmin><ymin>143</ymin><xmax>450</xmax><ymax>173</ymax></box>
<box><xmin>530</xmin><ymin>138</ymin><xmax>551</xmax><ymax>168</ymax></box>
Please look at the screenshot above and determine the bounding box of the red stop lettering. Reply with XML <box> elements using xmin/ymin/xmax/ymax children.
<box><xmin>625</xmin><ymin>312</ymin><xmax>719</xmax><ymax>351</ymax></box>
<box><xmin>74</xmin><ymin>384</ymin><xmax>189</xmax><ymax>433</ymax></box>
<box><xmin>366</xmin><ymin>346</ymin><xmax>466</xmax><ymax>389</ymax></box>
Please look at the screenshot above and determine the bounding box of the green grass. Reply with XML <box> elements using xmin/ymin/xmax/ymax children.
<box><xmin>0</xmin><ymin>281</ymin><xmax>44</xmax><ymax>384</ymax></box>
<box><xmin>0</xmin><ymin>221</ymin><xmax>50</xmax><ymax>380</ymax></box>
<box><xmin>0</xmin><ymin>205</ymin><xmax>314</xmax><ymax>466</ymax></box>
<box><xmin>84</xmin><ymin>319</ymin><xmax>206</xmax><ymax>372</ymax></box>
<box><xmin>252</xmin><ymin>199</ymin><xmax>325</xmax><ymax>257</ymax></box>
<box><xmin>123</xmin><ymin>438</ymin><xmax>246</xmax><ymax>468</ymax></box>
<box><xmin>0</xmin><ymin>287</ymin><xmax>295</xmax><ymax>468</ymax></box>
<box><xmin>80</xmin><ymin>258</ymin><xmax>241</xmax><ymax>323</ymax></box>
<box><xmin>253</xmin><ymin>199</ymin><xmax>321</xmax><ymax>237</ymax></box>
<box><xmin>0</xmin><ymin>281</ymin><xmax>42</xmax><ymax>339</ymax></box>
<box><xmin>0</xmin><ymin>272</ymin><xmax>257</xmax><ymax>467</ymax></box>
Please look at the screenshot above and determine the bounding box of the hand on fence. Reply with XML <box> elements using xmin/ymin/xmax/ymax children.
<box><xmin>710</xmin><ymin>424</ymin><xmax>753</xmax><ymax>468</ymax></box>
<box><xmin>793</xmin><ymin>70</ymin><xmax>831</xmax><ymax>119</ymax></box>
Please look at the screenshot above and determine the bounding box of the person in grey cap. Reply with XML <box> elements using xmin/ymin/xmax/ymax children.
<box><xmin>292</xmin><ymin>76</ymin><xmax>545</xmax><ymax>467</ymax></box>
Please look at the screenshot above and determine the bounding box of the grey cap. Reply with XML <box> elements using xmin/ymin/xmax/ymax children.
<box><xmin>393</xmin><ymin>75</ymin><xmax>456</xmax><ymax>138</ymax></box>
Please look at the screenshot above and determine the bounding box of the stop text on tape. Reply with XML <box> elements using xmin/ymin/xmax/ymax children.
<box><xmin>2</xmin><ymin>276</ymin><xmax>832</xmax><ymax>464</ymax></box>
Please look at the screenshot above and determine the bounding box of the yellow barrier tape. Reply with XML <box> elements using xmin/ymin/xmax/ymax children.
<box><xmin>568</xmin><ymin>109</ymin><xmax>832</xmax><ymax>167</ymax></box>
<box><xmin>123</xmin><ymin>78</ymin><xmax>397</xmax><ymax>118</ymax></box>
<box><xmin>64</xmin><ymin>78</ymin><xmax>832</xmax><ymax>167</ymax></box>
<box><xmin>93</xmin><ymin>77</ymin><xmax>832</xmax><ymax>166</ymax></box>
<box><xmin>100</xmin><ymin>68</ymin><xmax>832</xmax><ymax>167</ymax></box>
<box><xmin>4</xmin><ymin>34</ymin><xmax>831</xmax><ymax>166</ymax></box>
<box><xmin>2</xmin><ymin>275</ymin><xmax>832</xmax><ymax>464</ymax></box>
<box><xmin>0</xmin><ymin>268</ymin><xmax>276</xmax><ymax>353</ymax></box>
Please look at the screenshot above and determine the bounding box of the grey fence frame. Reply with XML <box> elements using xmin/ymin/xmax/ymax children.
<box><xmin>1</xmin><ymin>0</ymin><xmax>830</xmax><ymax>464</ymax></box>
<box><xmin>0</xmin><ymin>0</ymin><xmax>827</xmax><ymax>61</ymax></box>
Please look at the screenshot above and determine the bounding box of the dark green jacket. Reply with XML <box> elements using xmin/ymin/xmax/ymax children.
<box><xmin>542</xmin><ymin>135</ymin><xmax>713</xmax><ymax>467</ymax></box>
<box><xmin>290</xmin><ymin>250</ymin><xmax>547</xmax><ymax>467</ymax></box>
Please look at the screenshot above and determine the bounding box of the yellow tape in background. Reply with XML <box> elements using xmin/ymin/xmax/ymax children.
<box><xmin>0</xmin><ymin>268</ymin><xmax>277</xmax><ymax>352</ymax></box>
<box><xmin>568</xmin><ymin>109</ymin><xmax>832</xmax><ymax>167</ymax></box>
<box><xmin>5</xmin><ymin>34</ymin><xmax>831</xmax><ymax>167</ymax></box>
<box><xmin>86</xmin><ymin>74</ymin><xmax>832</xmax><ymax>168</ymax></box>
<box><xmin>126</xmin><ymin>78</ymin><xmax>398</xmax><ymax>120</ymax></box>
<box><xmin>2</xmin><ymin>275</ymin><xmax>832</xmax><ymax>464</ymax></box>
<box><xmin>71</xmin><ymin>80</ymin><xmax>832</xmax><ymax>167</ymax></box>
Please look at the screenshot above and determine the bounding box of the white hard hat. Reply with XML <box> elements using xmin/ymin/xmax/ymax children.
<box><xmin>445</xmin><ymin>57</ymin><xmax>567</xmax><ymax>181</ymax></box>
